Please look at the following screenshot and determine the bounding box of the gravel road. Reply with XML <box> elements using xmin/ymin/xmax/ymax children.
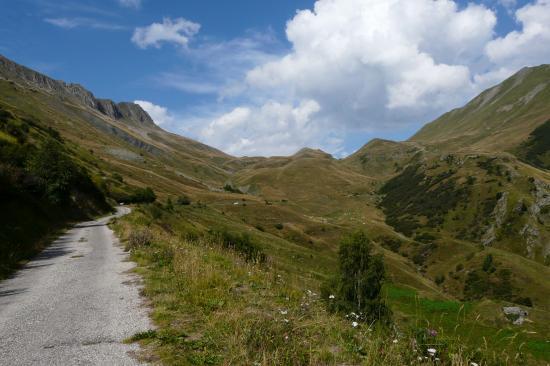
<box><xmin>0</xmin><ymin>207</ymin><xmax>151</xmax><ymax>365</ymax></box>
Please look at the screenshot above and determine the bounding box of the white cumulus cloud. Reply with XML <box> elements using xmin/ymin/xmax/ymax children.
<box><xmin>134</xmin><ymin>100</ymin><xmax>174</xmax><ymax>125</ymax></box>
<box><xmin>200</xmin><ymin>100</ymin><xmax>326</xmax><ymax>156</ymax></box>
<box><xmin>132</xmin><ymin>17</ymin><xmax>200</xmax><ymax>49</ymax></box>
<box><xmin>486</xmin><ymin>0</ymin><xmax>550</xmax><ymax>69</ymax></box>
<box><xmin>145</xmin><ymin>0</ymin><xmax>550</xmax><ymax>157</ymax></box>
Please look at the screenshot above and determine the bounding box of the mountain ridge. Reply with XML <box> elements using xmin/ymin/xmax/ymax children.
<box><xmin>0</xmin><ymin>54</ymin><xmax>156</xmax><ymax>128</ymax></box>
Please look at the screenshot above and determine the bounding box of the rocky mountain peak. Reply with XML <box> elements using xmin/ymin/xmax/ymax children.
<box><xmin>0</xmin><ymin>54</ymin><xmax>156</xmax><ymax>128</ymax></box>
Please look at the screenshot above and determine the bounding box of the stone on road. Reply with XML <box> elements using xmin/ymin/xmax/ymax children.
<box><xmin>0</xmin><ymin>207</ymin><xmax>151</xmax><ymax>365</ymax></box>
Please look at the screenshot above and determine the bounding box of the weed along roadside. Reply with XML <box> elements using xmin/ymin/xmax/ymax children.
<box><xmin>111</xmin><ymin>203</ymin><xmax>542</xmax><ymax>365</ymax></box>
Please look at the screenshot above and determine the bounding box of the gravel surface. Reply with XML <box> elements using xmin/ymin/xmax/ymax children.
<box><xmin>0</xmin><ymin>207</ymin><xmax>151</xmax><ymax>365</ymax></box>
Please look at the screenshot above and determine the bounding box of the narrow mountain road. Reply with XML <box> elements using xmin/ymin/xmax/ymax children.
<box><xmin>0</xmin><ymin>207</ymin><xmax>151</xmax><ymax>365</ymax></box>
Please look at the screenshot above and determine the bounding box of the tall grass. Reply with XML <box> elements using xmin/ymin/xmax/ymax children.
<box><xmin>113</xmin><ymin>207</ymin><xmax>531</xmax><ymax>365</ymax></box>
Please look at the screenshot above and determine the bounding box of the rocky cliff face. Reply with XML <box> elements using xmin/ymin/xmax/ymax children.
<box><xmin>0</xmin><ymin>54</ymin><xmax>155</xmax><ymax>127</ymax></box>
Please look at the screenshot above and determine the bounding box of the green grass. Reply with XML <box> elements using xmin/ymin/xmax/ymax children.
<box><xmin>110</xmin><ymin>205</ymin><xmax>543</xmax><ymax>365</ymax></box>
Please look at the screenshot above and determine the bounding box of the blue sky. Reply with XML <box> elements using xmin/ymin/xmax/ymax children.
<box><xmin>1</xmin><ymin>0</ymin><xmax>549</xmax><ymax>157</ymax></box>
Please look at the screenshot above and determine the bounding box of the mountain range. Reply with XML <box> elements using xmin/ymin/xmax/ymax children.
<box><xmin>1</xmin><ymin>54</ymin><xmax>549</xmax><ymax>363</ymax></box>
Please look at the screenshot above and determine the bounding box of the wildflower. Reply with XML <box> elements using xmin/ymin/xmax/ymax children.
<box><xmin>393</xmin><ymin>339</ymin><xmax>398</xmax><ymax>344</ymax></box>
<box><xmin>352</xmin><ymin>321</ymin><xmax>359</xmax><ymax>328</ymax></box>
<box><xmin>283</xmin><ymin>318</ymin><xmax>289</xmax><ymax>323</ymax></box>
<box><xmin>427</xmin><ymin>348</ymin><xmax>437</xmax><ymax>356</ymax></box>
<box><xmin>418</xmin><ymin>356</ymin><xmax>423</xmax><ymax>361</ymax></box>
<box><xmin>329</xmin><ymin>294</ymin><xmax>335</xmax><ymax>299</ymax></box>
<box><xmin>280</xmin><ymin>309</ymin><xmax>288</xmax><ymax>315</ymax></box>
<box><xmin>428</xmin><ymin>329</ymin><xmax>438</xmax><ymax>337</ymax></box>
<box><xmin>470</xmin><ymin>363</ymin><xmax>479</xmax><ymax>366</ymax></box>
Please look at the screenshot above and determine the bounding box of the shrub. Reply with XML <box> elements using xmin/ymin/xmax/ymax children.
<box><xmin>324</xmin><ymin>231</ymin><xmax>391</xmax><ymax>324</ymax></box>
<box><xmin>112</xmin><ymin>172</ymin><xmax>124</xmax><ymax>182</ymax></box>
<box><xmin>127</xmin><ymin>228</ymin><xmax>153</xmax><ymax>250</ymax></box>
<box><xmin>165</xmin><ymin>197</ymin><xmax>174</xmax><ymax>211</ymax></box>
<box><xmin>209</xmin><ymin>228</ymin><xmax>266</xmax><ymax>263</ymax></box>
<box><xmin>223</xmin><ymin>184</ymin><xmax>242</xmax><ymax>194</ymax></box>
<box><xmin>176</xmin><ymin>195</ymin><xmax>191</xmax><ymax>205</ymax></box>
<box><xmin>514</xmin><ymin>296</ymin><xmax>533</xmax><ymax>307</ymax></box>
<box><xmin>128</xmin><ymin>187</ymin><xmax>156</xmax><ymax>203</ymax></box>
<box><xmin>482</xmin><ymin>254</ymin><xmax>495</xmax><ymax>273</ymax></box>
<box><xmin>26</xmin><ymin>139</ymin><xmax>78</xmax><ymax>204</ymax></box>
<box><xmin>435</xmin><ymin>274</ymin><xmax>445</xmax><ymax>285</ymax></box>
<box><xmin>379</xmin><ymin>237</ymin><xmax>402</xmax><ymax>253</ymax></box>
<box><xmin>274</xmin><ymin>223</ymin><xmax>284</xmax><ymax>230</ymax></box>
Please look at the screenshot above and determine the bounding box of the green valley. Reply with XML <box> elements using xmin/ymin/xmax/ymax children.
<box><xmin>1</xmin><ymin>55</ymin><xmax>549</xmax><ymax>365</ymax></box>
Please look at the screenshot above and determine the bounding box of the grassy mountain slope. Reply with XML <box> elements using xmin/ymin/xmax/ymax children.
<box><xmin>0</xmin><ymin>102</ymin><xmax>110</xmax><ymax>278</ymax></box>
<box><xmin>410</xmin><ymin>65</ymin><xmax>550</xmax><ymax>154</ymax></box>
<box><xmin>1</xmin><ymin>55</ymin><xmax>550</xmax><ymax>363</ymax></box>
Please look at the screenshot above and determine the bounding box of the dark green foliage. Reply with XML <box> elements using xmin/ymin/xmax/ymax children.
<box><xmin>209</xmin><ymin>228</ymin><xmax>266</xmax><ymax>263</ymax></box>
<box><xmin>112</xmin><ymin>172</ymin><xmax>124</xmax><ymax>182</ymax></box>
<box><xmin>477</xmin><ymin>158</ymin><xmax>503</xmax><ymax>176</ymax></box>
<box><xmin>323</xmin><ymin>231</ymin><xmax>391</xmax><ymax>324</ymax></box>
<box><xmin>165</xmin><ymin>197</ymin><xmax>174</xmax><ymax>211</ymax></box>
<box><xmin>517</xmin><ymin>119</ymin><xmax>550</xmax><ymax>169</ymax></box>
<box><xmin>411</xmin><ymin>243</ymin><xmax>437</xmax><ymax>266</ymax></box>
<box><xmin>223</xmin><ymin>184</ymin><xmax>242</xmax><ymax>194</ymax></box>
<box><xmin>124</xmin><ymin>187</ymin><xmax>156</xmax><ymax>204</ymax></box>
<box><xmin>176</xmin><ymin>195</ymin><xmax>191</xmax><ymax>205</ymax></box>
<box><xmin>379</xmin><ymin>237</ymin><xmax>402</xmax><ymax>253</ymax></box>
<box><xmin>463</xmin><ymin>259</ymin><xmax>522</xmax><ymax>304</ymax></box>
<box><xmin>482</xmin><ymin>254</ymin><xmax>495</xmax><ymax>273</ymax></box>
<box><xmin>379</xmin><ymin>165</ymin><xmax>468</xmax><ymax>236</ymax></box>
<box><xmin>515</xmin><ymin>296</ymin><xmax>533</xmax><ymax>307</ymax></box>
<box><xmin>274</xmin><ymin>223</ymin><xmax>284</xmax><ymax>230</ymax></box>
<box><xmin>26</xmin><ymin>140</ymin><xmax>80</xmax><ymax>204</ymax></box>
<box><xmin>414</xmin><ymin>232</ymin><xmax>437</xmax><ymax>244</ymax></box>
<box><xmin>0</xmin><ymin>111</ymin><xmax>109</xmax><ymax>278</ymax></box>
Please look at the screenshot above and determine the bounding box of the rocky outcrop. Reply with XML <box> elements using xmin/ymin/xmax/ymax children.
<box><xmin>117</xmin><ymin>102</ymin><xmax>155</xmax><ymax>126</ymax></box>
<box><xmin>0</xmin><ymin>54</ymin><xmax>155</xmax><ymax>127</ymax></box>
<box><xmin>482</xmin><ymin>192</ymin><xmax>508</xmax><ymax>246</ymax></box>
<box><xmin>502</xmin><ymin>306</ymin><xmax>528</xmax><ymax>325</ymax></box>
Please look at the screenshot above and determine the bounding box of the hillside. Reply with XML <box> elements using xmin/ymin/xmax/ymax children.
<box><xmin>0</xmin><ymin>102</ymin><xmax>110</xmax><ymax>277</ymax></box>
<box><xmin>410</xmin><ymin>64</ymin><xmax>550</xmax><ymax>154</ymax></box>
<box><xmin>1</xmin><ymin>55</ymin><xmax>550</xmax><ymax>364</ymax></box>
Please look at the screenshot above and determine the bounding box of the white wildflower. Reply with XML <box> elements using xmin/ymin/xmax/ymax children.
<box><xmin>427</xmin><ymin>348</ymin><xmax>437</xmax><ymax>356</ymax></box>
<box><xmin>470</xmin><ymin>363</ymin><xmax>479</xmax><ymax>366</ymax></box>
<box><xmin>283</xmin><ymin>318</ymin><xmax>289</xmax><ymax>323</ymax></box>
<box><xmin>393</xmin><ymin>339</ymin><xmax>398</xmax><ymax>344</ymax></box>
<box><xmin>329</xmin><ymin>294</ymin><xmax>335</xmax><ymax>299</ymax></box>
<box><xmin>352</xmin><ymin>321</ymin><xmax>359</xmax><ymax>328</ymax></box>
<box><xmin>280</xmin><ymin>309</ymin><xmax>288</xmax><ymax>315</ymax></box>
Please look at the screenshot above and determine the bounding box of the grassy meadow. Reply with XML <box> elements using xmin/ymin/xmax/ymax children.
<box><xmin>112</xmin><ymin>203</ymin><xmax>549</xmax><ymax>365</ymax></box>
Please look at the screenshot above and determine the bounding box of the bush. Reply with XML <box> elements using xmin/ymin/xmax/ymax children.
<box><xmin>127</xmin><ymin>229</ymin><xmax>153</xmax><ymax>250</ymax></box>
<box><xmin>129</xmin><ymin>187</ymin><xmax>156</xmax><ymax>203</ymax></box>
<box><xmin>176</xmin><ymin>195</ymin><xmax>191</xmax><ymax>205</ymax></box>
<box><xmin>274</xmin><ymin>223</ymin><xmax>284</xmax><ymax>230</ymax></box>
<box><xmin>482</xmin><ymin>254</ymin><xmax>495</xmax><ymax>273</ymax></box>
<box><xmin>223</xmin><ymin>184</ymin><xmax>242</xmax><ymax>194</ymax></box>
<box><xmin>323</xmin><ymin>231</ymin><xmax>391</xmax><ymax>324</ymax></box>
<box><xmin>209</xmin><ymin>228</ymin><xmax>266</xmax><ymax>263</ymax></box>
<box><xmin>26</xmin><ymin>140</ymin><xmax>78</xmax><ymax>204</ymax></box>
<box><xmin>435</xmin><ymin>274</ymin><xmax>445</xmax><ymax>285</ymax></box>
<box><xmin>112</xmin><ymin>173</ymin><xmax>124</xmax><ymax>182</ymax></box>
<box><xmin>379</xmin><ymin>237</ymin><xmax>402</xmax><ymax>253</ymax></box>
